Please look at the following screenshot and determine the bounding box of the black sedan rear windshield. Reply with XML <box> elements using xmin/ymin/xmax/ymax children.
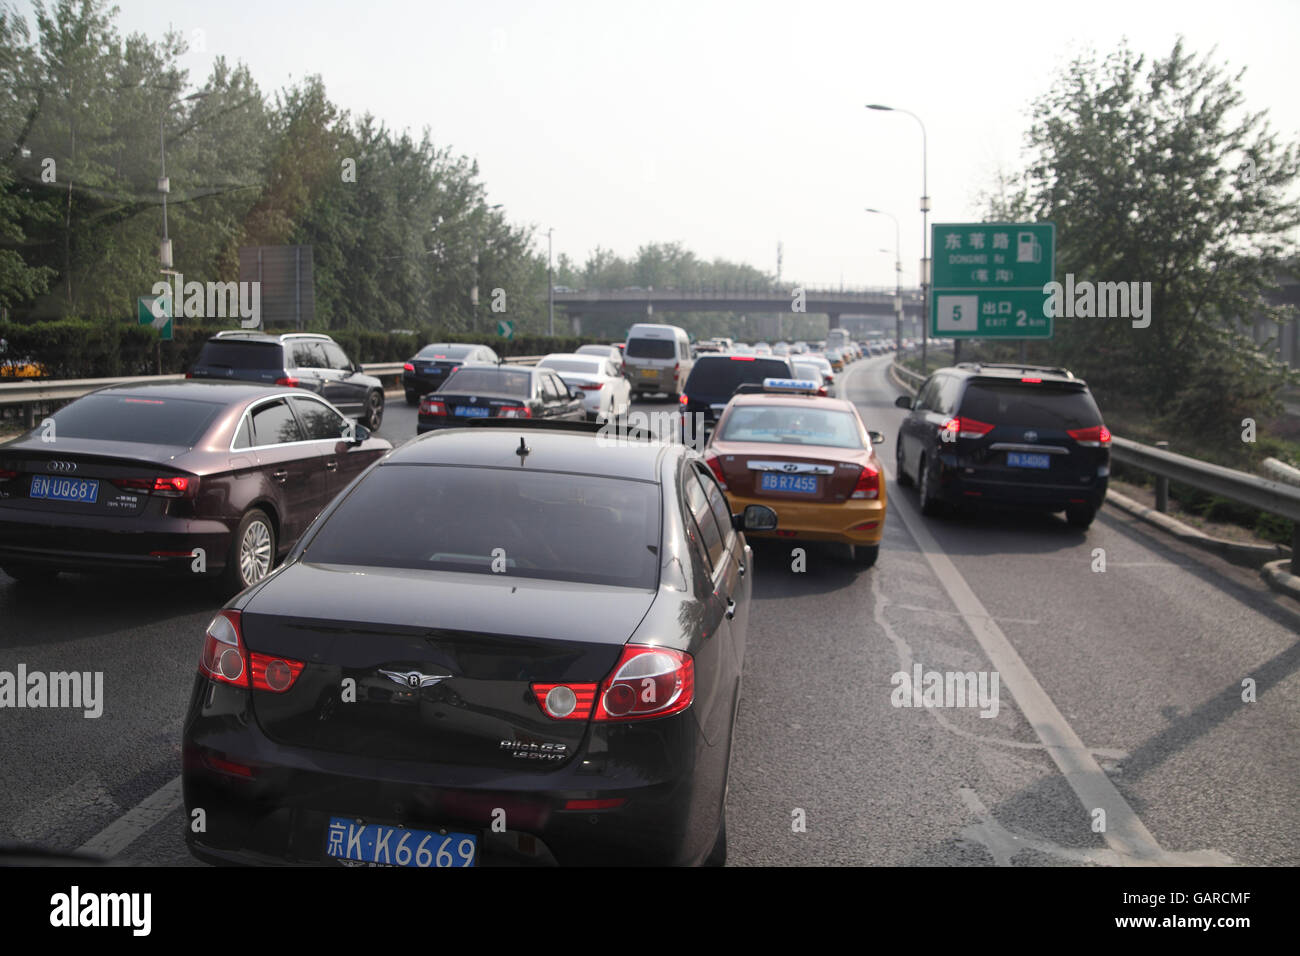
<box><xmin>416</xmin><ymin>344</ymin><xmax>475</xmax><ymax>360</ymax></box>
<box><xmin>303</xmin><ymin>465</ymin><xmax>661</xmax><ymax>588</ymax></box>
<box><xmin>684</xmin><ymin>357</ymin><xmax>791</xmax><ymax>396</ymax></box>
<box><xmin>51</xmin><ymin>394</ymin><xmax>222</xmax><ymax>446</ymax></box>
<box><xmin>441</xmin><ymin>368</ymin><xmax>531</xmax><ymax>396</ymax></box>
<box><xmin>959</xmin><ymin>382</ymin><xmax>1102</xmax><ymax>430</ymax></box>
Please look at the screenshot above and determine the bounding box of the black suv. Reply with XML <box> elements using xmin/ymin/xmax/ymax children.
<box><xmin>188</xmin><ymin>332</ymin><xmax>386</xmax><ymax>431</ymax></box>
<box><xmin>680</xmin><ymin>354</ymin><xmax>795</xmax><ymax>434</ymax></box>
<box><xmin>894</xmin><ymin>363</ymin><xmax>1110</xmax><ymax>528</ymax></box>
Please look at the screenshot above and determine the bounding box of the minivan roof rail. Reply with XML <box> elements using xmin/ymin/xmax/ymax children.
<box><xmin>956</xmin><ymin>362</ymin><xmax>1074</xmax><ymax>379</ymax></box>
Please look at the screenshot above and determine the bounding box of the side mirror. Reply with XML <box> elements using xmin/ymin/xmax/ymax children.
<box><xmin>869</xmin><ymin>431</ymin><xmax>885</xmax><ymax>444</ymax></box>
<box><xmin>348</xmin><ymin>424</ymin><xmax>370</xmax><ymax>445</ymax></box>
<box><xmin>732</xmin><ymin>504</ymin><xmax>778</xmax><ymax>533</ymax></box>
<box><xmin>894</xmin><ymin>395</ymin><xmax>913</xmax><ymax>409</ymax></box>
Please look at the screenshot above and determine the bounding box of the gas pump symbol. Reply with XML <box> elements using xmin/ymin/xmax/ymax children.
<box><xmin>1016</xmin><ymin>232</ymin><xmax>1042</xmax><ymax>264</ymax></box>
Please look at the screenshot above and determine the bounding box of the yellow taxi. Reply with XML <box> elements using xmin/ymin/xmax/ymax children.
<box><xmin>703</xmin><ymin>378</ymin><xmax>886</xmax><ymax>566</ymax></box>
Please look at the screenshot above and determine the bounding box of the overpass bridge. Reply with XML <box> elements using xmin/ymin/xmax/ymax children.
<box><xmin>551</xmin><ymin>286</ymin><xmax>925</xmax><ymax>331</ymax></box>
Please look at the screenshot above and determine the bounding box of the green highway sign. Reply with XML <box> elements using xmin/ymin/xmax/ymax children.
<box><xmin>930</xmin><ymin>222</ymin><xmax>1054</xmax><ymax>339</ymax></box>
<box><xmin>138</xmin><ymin>294</ymin><xmax>173</xmax><ymax>341</ymax></box>
<box><xmin>496</xmin><ymin>319</ymin><xmax>514</xmax><ymax>339</ymax></box>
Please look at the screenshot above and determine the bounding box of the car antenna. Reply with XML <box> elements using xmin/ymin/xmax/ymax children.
<box><xmin>516</xmin><ymin>436</ymin><xmax>530</xmax><ymax>460</ymax></box>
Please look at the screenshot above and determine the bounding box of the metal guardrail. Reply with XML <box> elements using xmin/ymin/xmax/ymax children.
<box><xmin>888</xmin><ymin>361</ymin><xmax>1300</xmax><ymax>571</ymax></box>
<box><xmin>0</xmin><ymin>357</ymin><xmax>545</xmax><ymax>426</ymax></box>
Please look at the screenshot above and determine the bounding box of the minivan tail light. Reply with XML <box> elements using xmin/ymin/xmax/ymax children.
<box><xmin>941</xmin><ymin>417</ymin><xmax>995</xmax><ymax>440</ymax></box>
<box><xmin>593</xmin><ymin>645</ymin><xmax>694</xmax><ymax>721</ymax></box>
<box><xmin>1068</xmin><ymin>424</ymin><xmax>1111</xmax><ymax>447</ymax></box>
<box><xmin>403</xmin><ymin>362</ymin><xmax>415</xmax><ymax>372</ymax></box>
<box><xmin>274</xmin><ymin>376</ymin><xmax>299</xmax><ymax>387</ymax></box>
<box><xmin>850</xmin><ymin>464</ymin><xmax>879</xmax><ymax>499</ymax></box>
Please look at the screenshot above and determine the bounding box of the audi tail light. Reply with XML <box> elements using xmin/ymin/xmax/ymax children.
<box><xmin>112</xmin><ymin>475</ymin><xmax>200</xmax><ymax>498</ymax></box>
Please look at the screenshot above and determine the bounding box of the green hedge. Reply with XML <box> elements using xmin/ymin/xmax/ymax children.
<box><xmin>0</xmin><ymin>319</ymin><xmax>607</xmax><ymax>378</ymax></box>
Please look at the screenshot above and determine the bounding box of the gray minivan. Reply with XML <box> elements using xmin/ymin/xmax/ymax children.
<box><xmin>624</xmin><ymin>323</ymin><xmax>693</xmax><ymax>400</ymax></box>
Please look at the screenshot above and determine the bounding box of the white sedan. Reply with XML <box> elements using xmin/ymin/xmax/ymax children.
<box><xmin>535</xmin><ymin>353</ymin><xmax>632</xmax><ymax>422</ymax></box>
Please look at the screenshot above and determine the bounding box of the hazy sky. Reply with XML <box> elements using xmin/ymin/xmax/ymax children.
<box><xmin>30</xmin><ymin>0</ymin><xmax>1300</xmax><ymax>288</ymax></box>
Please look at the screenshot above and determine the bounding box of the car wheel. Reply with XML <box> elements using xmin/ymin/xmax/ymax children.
<box><xmin>895</xmin><ymin>435</ymin><xmax>913</xmax><ymax>487</ymax></box>
<box><xmin>221</xmin><ymin>509</ymin><xmax>276</xmax><ymax>595</ymax></box>
<box><xmin>918</xmin><ymin>454</ymin><xmax>942</xmax><ymax>516</ymax></box>
<box><xmin>404</xmin><ymin>390</ymin><xmax>419</xmax><ymax>407</ymax></box>
<box><xmin>850</xmin><ymin>543</ymin><xmax>879</xmax><ymax>568</ymax></box>
<box><xmin>3</xmin><ymin>564</ymin><xmax>59</xmax><ymax>585</ymax></box>
<box><xmin>362</xmin><ymin>390</ymin><xmax>384</xmax><ymax>431</ymax></box>
<box><xmin>1066</xmin><ymin>504</ymin><xmax>1096</xmax><ymax>529</ymax></box>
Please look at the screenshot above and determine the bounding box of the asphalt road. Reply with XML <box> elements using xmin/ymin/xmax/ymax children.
<box><xmin>0</xmin><ymin>356</ymin><xmax>1296</xmax><ymax>866</ymax></box>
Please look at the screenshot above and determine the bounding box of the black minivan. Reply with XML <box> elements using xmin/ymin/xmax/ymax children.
<box><xmin>894</xmin><ymin>363</ymin><xmax>1111</xmax><ymax>527</ymax></box>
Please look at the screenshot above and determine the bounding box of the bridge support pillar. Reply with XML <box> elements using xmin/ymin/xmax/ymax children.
<box><xmin>827</xmin><ymin>313</ymin><xmax>840</xmax><ymax>330</ymax></box>
<box><xmin>570</xmin><ymin>313</ymin><xmax>582</xmax><ymax>336</ymax></box>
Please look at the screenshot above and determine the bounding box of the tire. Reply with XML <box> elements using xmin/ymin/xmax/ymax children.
<box><xmin>362</xmin><ymin>390</ymin><xmax>384</xmax><ymax>431</ymax></box>
<box><xmin>3</xmin><ymin>564</ymin><xmax>59</xmax><ymax>585</ymax></box>
<box><xmin>220</xmin><ymin>509</ymin><xmax>276</xmax><ymax>596</ymax></box>
<box><xmin>404</xmin><ymin>390</ymin><xmax>419</xmax><ymax>407</ymax></box>
<box><xmin>918</xmin><ymin>454</ymin><xmax>942</xmax><ymax>517</ymax></box>
<box><xmin>850</xmin><ymin>544</ymin><xmax>879</xmax><ymax>568</ymax></box>
<box><xmin>895</xmin><ymin>435</ymin><xmax>913</xmax><ymax>487</ymax></box>
<box><xmin>1066</xmin><ymin>504</ymin><xmax>1096</xmax><ymax>529</ymax></box>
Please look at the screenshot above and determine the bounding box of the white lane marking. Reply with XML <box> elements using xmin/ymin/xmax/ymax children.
<box><xmin>78</xmin><ymin>775</ymin><xmax>182</xmax><ymax>858</ymax></box>
<box><xmin>849</xmin><ymin>359</ymin><xmax>1231</xmax><ymax>866</ymax></box>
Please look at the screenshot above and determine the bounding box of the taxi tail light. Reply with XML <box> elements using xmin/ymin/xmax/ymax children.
<box><xmin>941</xmin><ymin>416</ymin><xmax>995</xmax><ymax>441</ymax></box>
<box><xmin>274</xmin><ymin>376</ymin><xmax>300</xmax><ymax>387</ymax></box>
<box><xmin>531</xmin><ymin>682</ymin><xmax>598</xmax><ymax>720</ymax></box>
<box><xmin>112</xmin><ymin>475</ymin><xmax>199</xmax><ymax>498</ymax></box>
<box><xmin>419</xmin><ymin>397</ymin><xmax>447</xmax><ymax>416</ymax></box>
<box><xmin>498</xmin><ymin>405</ymin><xmax>532</xmax><ymax>419</ymax></box>
<box><xmin>1067</xmin><ymin>424</ymin><xmax>1111</xmax><ymax>447</ymax></box>
<box><xmin>403</xmin><ymin>362</ymin><xmax>415</xmax><ymax>371</ymax></box>
<box><xmin>850</xmin><ymin>465</ymin><xmax>879</xmax><ymax>499</ymax></box>
<box><xmin>594</xmin><ymin>645</ymin><xmax>694</xmax><ymax>721</ymax></box>
<box><xmin>704</xmin><ymin>454</ymin><xmax>728</xmax><ymax>491</ymax></box>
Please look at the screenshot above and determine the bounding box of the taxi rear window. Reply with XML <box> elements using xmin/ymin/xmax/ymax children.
<box><xmin>719</xmin><ymin>405</ymin><xmax>863</xmax><ymax>449</ymax></box>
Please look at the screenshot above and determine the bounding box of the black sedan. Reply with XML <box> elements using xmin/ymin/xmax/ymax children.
<box><xmin>402</xmin><ymin>342</ymin><xmax>501</xmax><ymax>405</ymax></box>
<box><xmin>417</xmin><ymin>365</ymin><xmax>585</xmax><ymax>433</ymax></box>
<box><xmin>0</xmin><ymin>382</ymin><xmax>391</xmax><ymax>594</ymax></box>
<box><xmin>182</xmin><ymin>420</ymin><xmax>777</xmax><ymax>866</ymax></box>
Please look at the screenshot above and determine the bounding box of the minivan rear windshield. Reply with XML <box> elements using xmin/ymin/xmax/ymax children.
<box><xmin>959</xmin><ymin>382</ymin><xmax>1101</xmax><ymax>430</ymax></box>
<box><xmin>625</xmin><ymin>338</ymin><xmax>676</xmax><ymax>359</ymax></box>
<box><xmin>684</xmin><ymin>357</ymin><xmax>791</xmax><ymax>396</ymax></box>
<box><xmin>303</xmin><ymin>465</ymin><xmax>661</xmax><ymax>588</ymax></box>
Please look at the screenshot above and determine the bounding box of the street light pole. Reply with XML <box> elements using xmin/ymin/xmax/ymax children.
<box><xmin>866</xmin><ymin>104</ymin><xmax>930</xmax><ymax>370</ymax></box>
<box><xmin>865</xmin><ymin>208</ymin><xmax>902</xmax><ymax>357</ymax></box>
<box><xmin>547</xmin><ymin>228</ymin><xmax>554</xmax><ymax>337</ymax></box>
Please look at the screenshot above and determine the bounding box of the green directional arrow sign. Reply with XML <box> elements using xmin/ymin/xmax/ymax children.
<box><xmin>138</xmin><ymin>294</ymin><xmax>173</xmax><ymax>341</ymax></box>
<box><xmin>930</xmin><ymin>222</ymin><xmax>1055</xmax><ymax>339</ymax></box>
<box><xmin>496</xmin><ymin>319</ymin><xmax>514</xmax><ymax>339</ymax></box>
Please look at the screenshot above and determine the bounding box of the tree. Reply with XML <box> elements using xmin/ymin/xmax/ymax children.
<box><xmin>990</xmin><ymin>38</ymin><xmax>1299</xmax><ymax>441</ymax></box>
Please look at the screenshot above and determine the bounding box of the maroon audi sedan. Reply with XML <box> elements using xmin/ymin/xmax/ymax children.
<box><xmin>0</xmin><ymin>381</ymin><xmax>391</xmax><ymax>594</ymax></box>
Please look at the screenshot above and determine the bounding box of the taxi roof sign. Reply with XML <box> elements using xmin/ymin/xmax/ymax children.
<box><xmin>762</xmin><ymin>377</ymin><xmax>820</xmax><ymax>392</ymax></box>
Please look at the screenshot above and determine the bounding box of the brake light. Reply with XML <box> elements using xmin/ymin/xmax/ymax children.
<box><xmin>850</xmin><ymin>464</ymin><xmax>879</xmax><ymax>499</ymax></box>
<box><xmin>112</xmin><ymin>475</ymin><xmax>200</xmax><ymax>498</ymax></box>
<box><xmin>679</xmin><ymin>394</ymin><xmax>689</xmax><ymax>406</ymax></box>
<box><xmin>817</xmin><ymin>386</ymin><xmax>828</xmax><ymax>396</ymax></box>
<box><xmin>941</xmin><ymin>417</ymin><xmax>995</xmax><ymax>440</ymax></box>
<box><xmin>704</xmin><ymin>454</ymin><xmax>728</xmax><ymax>491</ymax></box>
<box><xmin>184</xmin><ymin>372</ymin><xmax>193</xmax><ymax>379</ymax></box>
<box><xmin>1021</xmin><ymin>376</ymin><xmax>1041</xmax><ymax>383</ymax></box>
<box><xmin>673</xmin><ymin>362</ymin><xmax>680</xmax><ymax>380</ymax></box>
<box><xmin>730</xmin><ymin>356</ymin><xmax>756</xmax><ymax>361</ymax></box>
<box><xmin>198</xmin><ymin>610</ymin><xmax>248</xmax><ymax>687</ymax></box>
<box><xmin>593</xmin><ymin>645</ymin><xmax>694</xmax><ymax>721</ymax></box>
<box><xmin>498</xmin><ymin>405</ymin><xmax>532</xmax><ymax>419</ymax></box>
<box><xmin>403</xmin><ymin>362</ymin><xmax>415</xmax><ymax>372</ymax></box>
<box><xmin>1067</xmin><ymin>424</ymin><xmax>1111</xmax><ymax>447</ymax></box>
<box><xmin>274</xmin><ymin>376</ymin><xmax>299</xmax><ymax>387</ymax></box>
<box><xmin>249</xmin><ymin>652</ymin><xmax>305</xmax><ymax>693</ymax></box>
<box><xmin>531</xmin><ymin>683</ymin><xmax>598</xmax><ymax>720</ymax></box>
<box><xmin>419</xmin><ymin>398</ymin><xmax>447</xmax><ymax>416</ymax></box>
<box><xmin>579</xmin><ymin>383</ymin><xmax>604</xmax><ymax>391</ymax></box>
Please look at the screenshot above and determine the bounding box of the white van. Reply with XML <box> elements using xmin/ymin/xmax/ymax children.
<box><xmin>624</xmin><ymin>323</ymin><xmax>693</xmax><ymax>399</ymax></box>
